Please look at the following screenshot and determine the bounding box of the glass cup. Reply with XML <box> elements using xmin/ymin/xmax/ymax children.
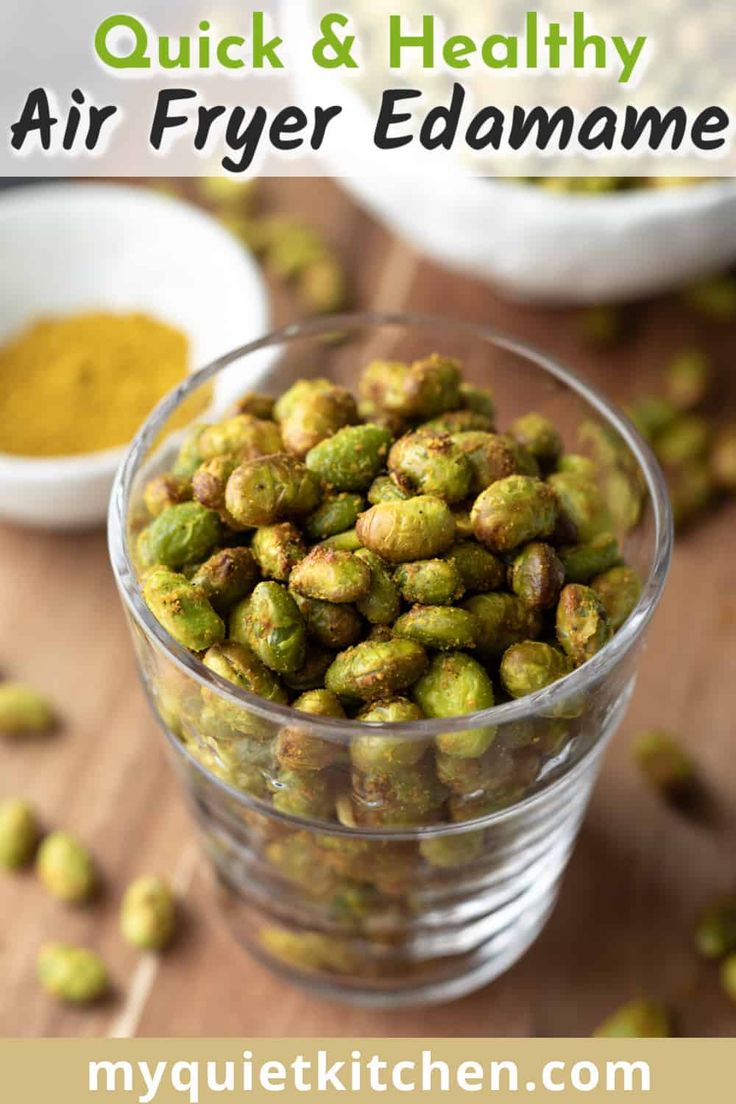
<box><xmin>109</xmin><ymin>313</ymin><xmax>672</xmax><ymax>1007</ymax></box>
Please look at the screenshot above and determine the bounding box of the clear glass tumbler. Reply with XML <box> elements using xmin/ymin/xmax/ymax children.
<box><xmin>109</xmin><ymin>314</ymin><xmax>672</xmax><ymax>1007</ymax></box>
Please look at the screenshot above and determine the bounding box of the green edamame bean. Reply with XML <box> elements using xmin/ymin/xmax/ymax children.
<box><xmin>143</xmin><ymin>567</ymin><xmax>225</xmax><ymax>651</ymax></box>
<box><xmin>395</xmin><ymin>558</ymin><xmax>465</xmax><ymax>606</ymax></box>
<box><xmin>509</xmin><ymin>412</ymin><xmax>563</xmax><ymax>470</ymax></box>
<box><xmin>142</xmin><ymin>501</ymin><xmax>222</xmax><ymax>568</ymax></box>
<box><xmin>471</xmin><ymin>476</ymin><xmax>557</xmax><ymax>553</ymax></box>
<box><xmin>243</xmin><ymin>581</ymin><xmax>307</xmax><ymax>674</ymax></box>
<box><xmin>199</xmin><ymin>413</ymin><xmax>282</xmax><ymax>461</ymax></box>
<box><xmin>394</xmin><ymin>606</ymin><xmax>478</xmax><ymax>651</ymax></box>
<box><xmin>590</xmin><ymin>565</ymin><xmax>642</xmax><ymax>631</ymax></box>
<box><xmin>444</xmin><ymin>541</ymin><xmax>505</xmax><ymax>594</ymax></box>
<box><xmin>556</xmin><ymin>583</ymin><xmax>612</xmax><ymax>666</ymax></box>
<box><xmin>189</xmin><ymin>547</ymin><xmax>259</xmax><ymax>611</ymax></box>
<box><xmin>500</xmin><ymin>641</ymin><xmax>572</xmax><ymax>699</ymax></box>
<box><xmin>359</xmin><ymin>354</ymin><xmax>461</xmax><ymax>420</ymax></box>
<box><xmin>463</xmin><ymin>592</ymin><xmax>541</xmax><ymax>658</ymax></box>
<box><xmin>289</xmin><ymin>546</ymin><xmax>371</xmax><ymax>604</ymax></box>
<box><xmin>388</xmin><ymin>430</ymin><xmax>472</xmax><ymax>503</ymax></box>
<box><xmin>356</xmin><ymin>495</ymin><xmax>456</xmax><ymax>563</ymax></box>
<box><xmin>547</xmin><ymin>471</ymin><xmax>613</xmax><ymax>543</ymax></box>
<box><xmin>452</xmin><ymin>431</ymin><xmax>520</xmax><ymax>496</ymax></box>
<box><xmin>225</xmin><ymin>455</ymin><xmax>322</xmax><ymax>528</ymax></box>
<box><xmin>508</xmin><ymin>541</ymin><xmax>565</xmax><ymax>610</ymax></box>
<box><xmin>305</xmin><ymin>425</ymin><xmax>392</xmax><ymax>492</ymax></box>
<box><xmin>413</xmin><ymin>652</ymin><xmax>496</xmax><ymax>759</ymax></box>
<box><xmin>304</xmin><ymin>493</ymin><xmax>364</xmax><ymax>542</ymax></box>
<box><xmin>294</xmin><ymin>594</ymin><xmax>364</xmax><ymax>649</ymax></box>
<box><xmin>559</xmin><ymin>533</ymin><xmax>622</xmax><ymax>584</ymax></box>
<box><xmin>326</xmin><ymin>639</ymin><xmax>428</xmax><ymax>702</ymax></box>
<box><xmin>251</xmin><ymin>522</ymin><xmax>306</xmax><ymax>581</ymax></box>
<box><xmin>354</xmin><ymin>548</ymin><xmax>401</xmax><ymax>625</ymax></box>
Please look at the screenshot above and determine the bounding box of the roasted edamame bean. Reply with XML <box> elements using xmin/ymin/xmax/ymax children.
<box><xmin>137</xmin><ymin>351</ymin><xmax>642</xmax><ymax>842</ymax></box>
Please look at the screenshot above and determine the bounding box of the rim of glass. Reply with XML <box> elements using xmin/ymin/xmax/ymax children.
<box><xmin>108</xmin><ymin>311</ymin><xmax>673</xmax><ymax>740</ymax></box>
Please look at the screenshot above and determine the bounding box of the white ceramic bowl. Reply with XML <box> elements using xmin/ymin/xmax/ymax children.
<box><xmin>289</xmin><ymin>0</ymin><xmax>736</xmax><ymax>305</ymax></box>
<box><xmin>340</xmin><ymin>174</ymin><xmax>736</xmax><ymax>305</ymax></box>
<box><xmin>0</xmin><ymin>183</ymin><xmax>270</xmax><ymax>530</ymax></box>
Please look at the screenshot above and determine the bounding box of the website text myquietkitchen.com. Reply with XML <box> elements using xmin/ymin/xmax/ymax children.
<box><xmin>88</xmin><ymin>1048</ymin><xmax>652</xmax><ymax>1103</ymax></box>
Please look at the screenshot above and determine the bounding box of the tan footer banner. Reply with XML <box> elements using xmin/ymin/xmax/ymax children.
<box><xmin>0</xmin><ymin>1038</ymin><xmax>734</xmax><ymax>1103</ymax></box>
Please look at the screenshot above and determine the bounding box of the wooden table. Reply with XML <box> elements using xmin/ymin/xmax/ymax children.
<box><xmin>2</xmin><ymin>179</ymin><xmax>735</xmax><ymax>1038</ymax></box>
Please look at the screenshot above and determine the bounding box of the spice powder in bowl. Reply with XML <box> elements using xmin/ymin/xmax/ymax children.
<box><xmin>0</xmin><ymin>311</ymin><xmax>189</xmax><ymax>458</ymax></box>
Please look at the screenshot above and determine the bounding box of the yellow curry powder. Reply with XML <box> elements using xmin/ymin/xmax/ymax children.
<box><xmin>0</xmin><ymin>312</ymin><xmax>189</xmax><ymax>457</ymax></box>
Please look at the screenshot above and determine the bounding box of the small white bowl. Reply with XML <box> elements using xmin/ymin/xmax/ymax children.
<box><xmin>0</xmin><ymin>182</ymin><xmax>270</xmax><ymax>530</ymax></box>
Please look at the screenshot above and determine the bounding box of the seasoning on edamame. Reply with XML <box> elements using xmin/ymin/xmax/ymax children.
<box><xmin>134</xmin><ymin>349</ymin><xmax>643</xmax><ymax>844</ymax></box>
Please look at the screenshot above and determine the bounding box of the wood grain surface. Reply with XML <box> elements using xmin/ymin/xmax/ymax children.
<box><xmin>1</xmin><ymin>178</ymin><xmax>735</xmax><ymax>1038</ymax></box>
